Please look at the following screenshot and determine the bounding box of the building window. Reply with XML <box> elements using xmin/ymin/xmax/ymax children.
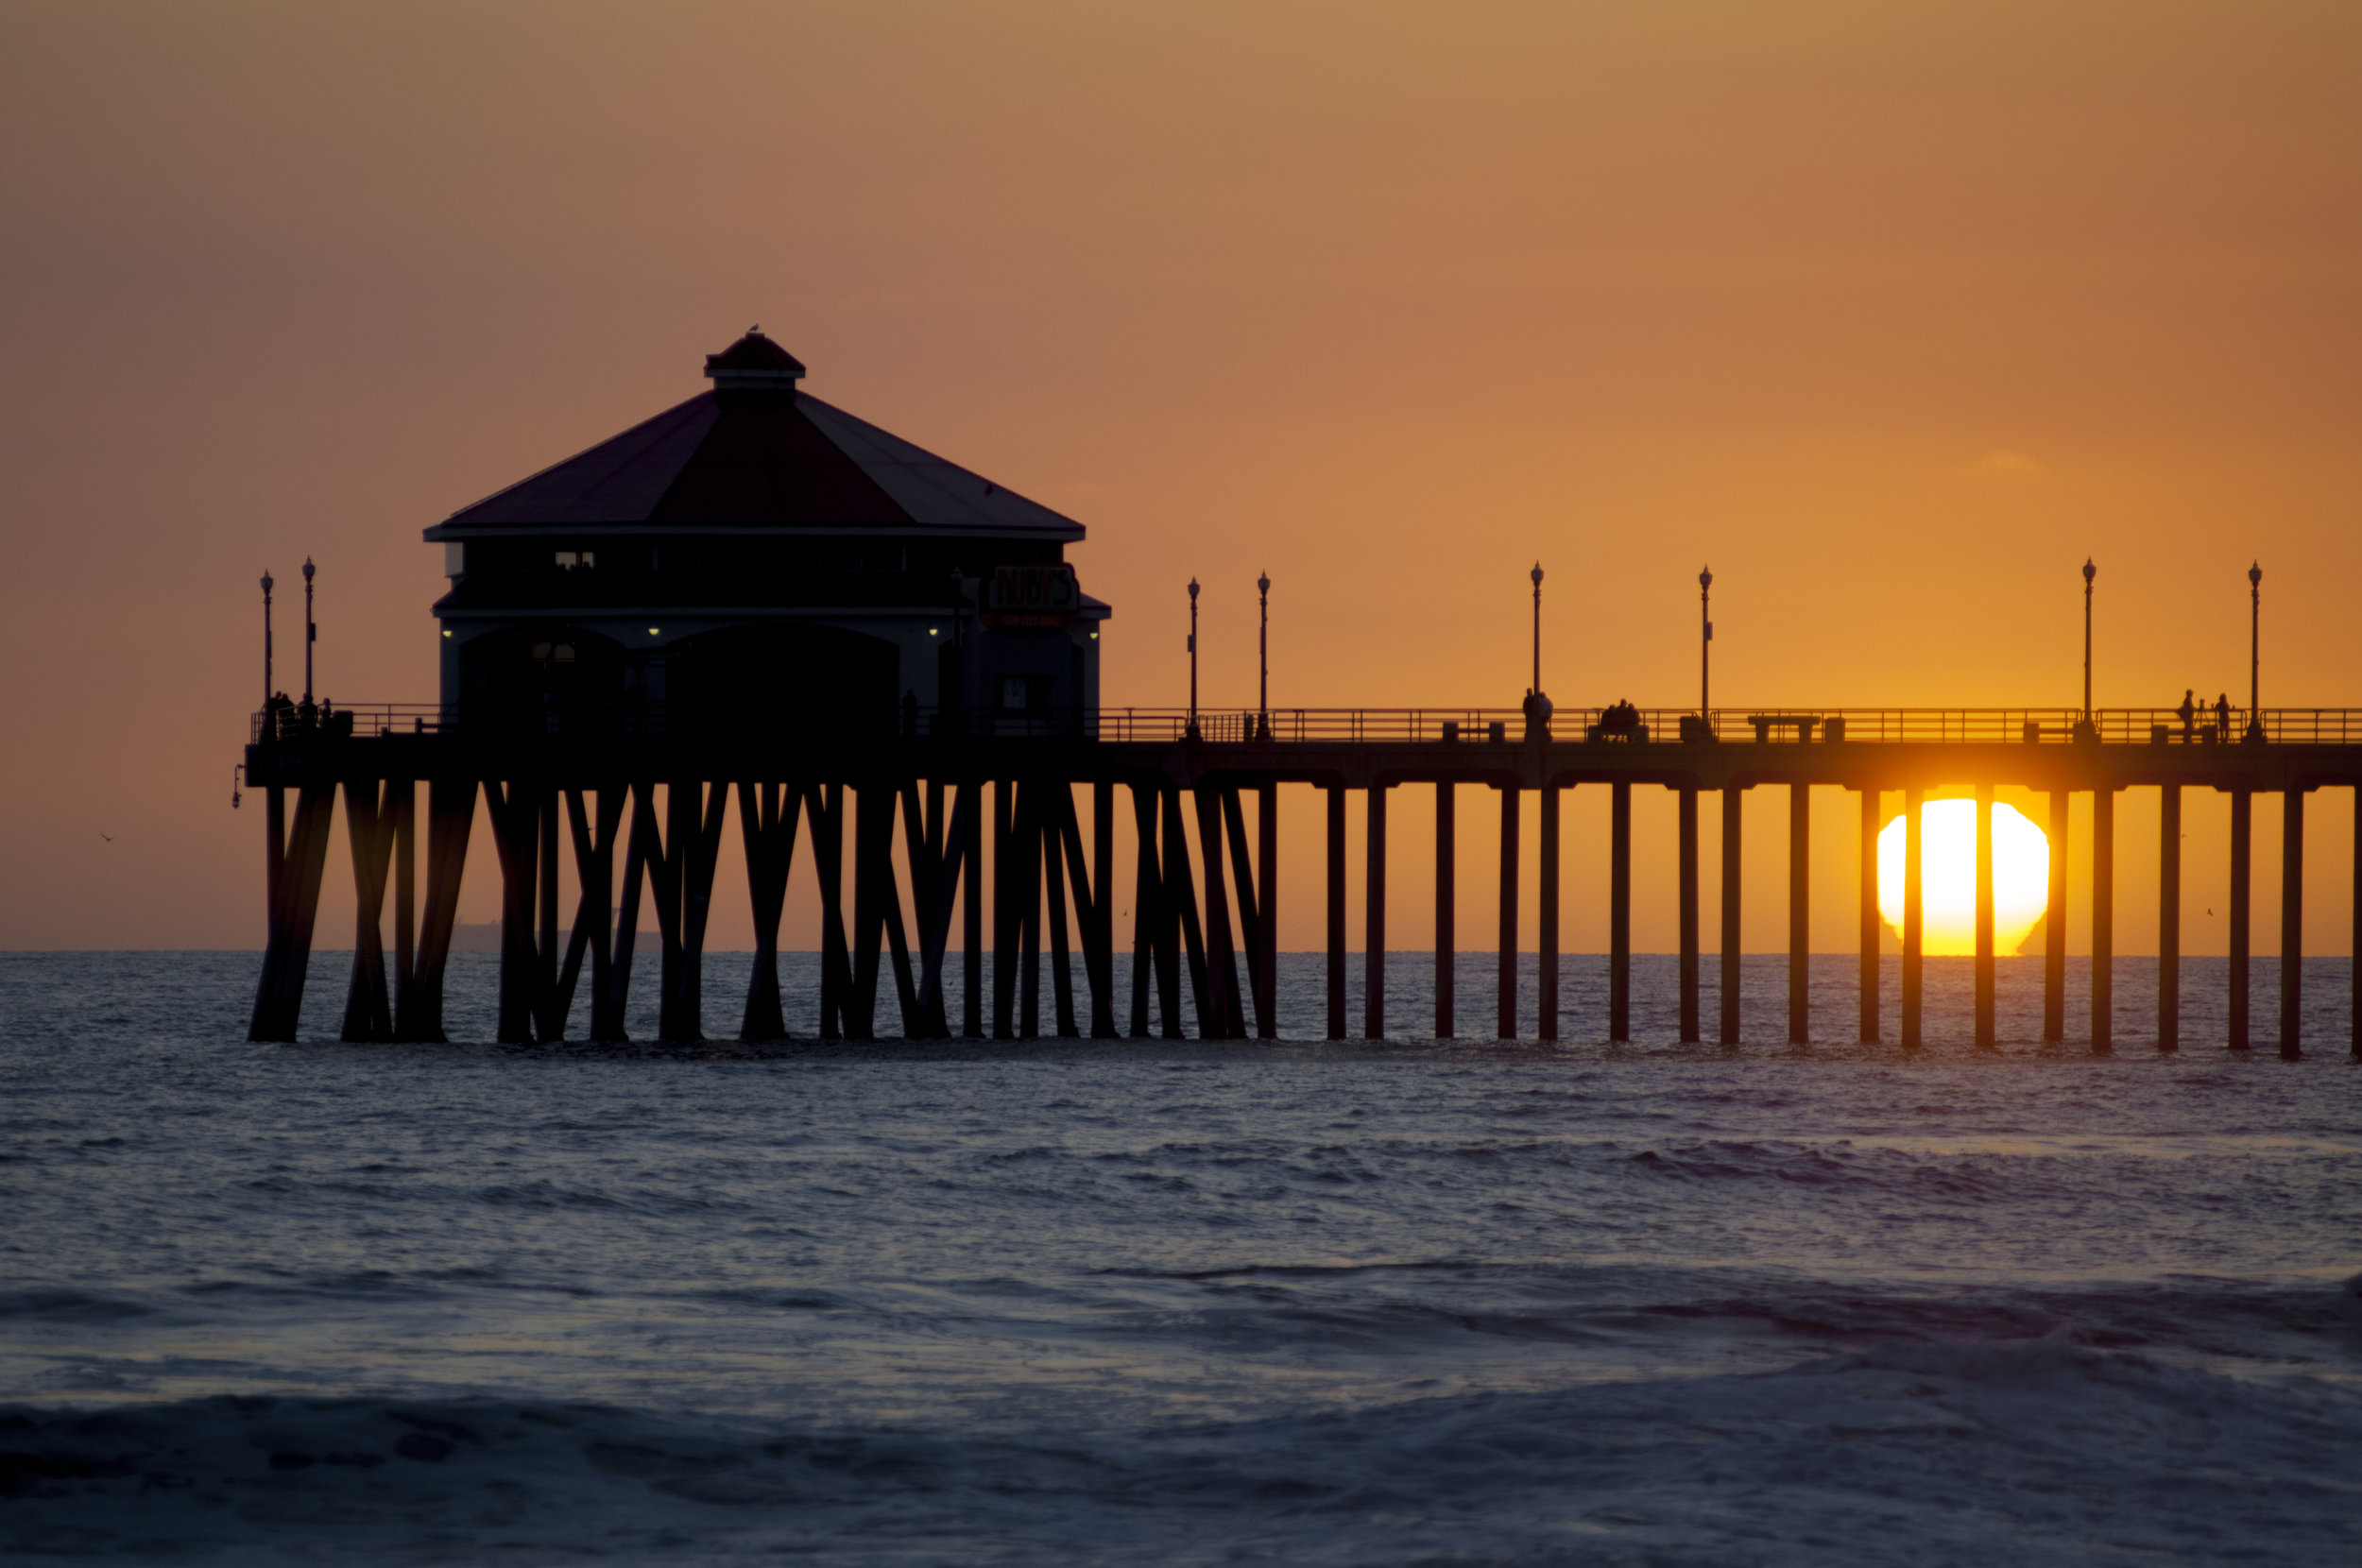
<box><xmin>999</xmin><ymin>675</ymin><xmax>1051</xmax><ymax>712</ymax></box>
<box><xmin>555</xmin><ymin>551</ymin><xmax>595</xmax><ymax>571</ymax></box>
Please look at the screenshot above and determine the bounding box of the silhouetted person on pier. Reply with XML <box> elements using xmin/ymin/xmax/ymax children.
<box><xmin>1521</xmin><ymin>688</ymin><xmax>1553</xmax><ymax>741</ymax></box>
<box><xmin>2178</xmin><ymin>689</ymin><xmax>2195</xmax><ymax>741</ymax></box>
<box><xmin>2216</xmin><ymin>691</ymin><xmax>2231</xmax><ymax>740</ymax></box>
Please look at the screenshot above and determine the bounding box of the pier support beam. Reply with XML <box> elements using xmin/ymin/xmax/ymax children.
<box><xmin>1975</xmin><ymin>784</ymin><xmax>1995</xmax><ymax>1050</ymax></box>
<box><xmin>2092</xmin><ymin>785</ymin><xmax>2114</xmax><ymax>1053</ymax></box>
<box><xmin>1720</xmin><ymin>785</ymin><xmax>1743</xmax><ymax>1045</ymax></box>
<box><xmin>2229</xmin><ymin>788</ymin><xmax>2251</xmax><ymax>1050</ymax></box>
<box><xmin>1540</xmin><ymin>786</ymin><xmax>1561</xmax><ymax>1042</ymax></box>
<box><xmin>1364</xmin><ymin>784</ymin><xmax>1388</xmax><ymax>1039</ymax></box>
<box><xmin>1902</xmin><ymin>789</ymin><xmax>1923</xmax><ymax>1050</ymax></box>
<box><xmin>1609</xmin><ymin>781</ymin><xmax>1632</xmax><ymax>1042</ymax></box>
<box><xmin>341</xmin><ymin>778</ymin><xmax>399</xmax><ymax>1043</ymax></box>
<box><xmin>1435</xmin><ymin>782</ymin><xmax>1455</xmax><ymax>1038</ymax></box>
<box><xmin>2353</xmin><ymin>789</ymin><xmax>2360</xmax><ymax>1061</ymax></box>
<box><xmin>396</xmin><ymin>776</ymin><xmax>471</xmax><ymax>1044</ymax></box>
<box><xmin>1789</xmin><ymin>783</ymin><xmax>1809</xmax><ymax>1045</ymax></box>
<box><xmin>2044</xmin><ymin>790</ymin><xmax>2068</xmax><ymax>1045</ymax></box>
<box><xmin>963</xmin><ymin>777</ymin><xmax>984</xmax><ymax>1038</ymax></box>
<box><xmin>1679</xmin><ymin>787</ymin><xmax>1700</xmax><ymax>1043</ymax></box>
<box><xmin>1498</xmin><ymin>783</ymin><xmax>1521</xmax><ymax>1039</ymax></box>
<box><xmin>1326</xmin><ymin>786</ymin><xmax>1346</xmax><ymax>1040</ymax></box>
<box><xmin>2281</xmin><ymin>787</ymin><xmax>2303</xmax><ymax>1060</ymax></box>
<box><xmin>1256</xmin><ymin>782</ymin><xmax>1277</xmax><ymax>1039</ymax></box>
<box><xmin>249</xmin><ymin>782</ymin><xmax>337</xmax><ymax>1043</ymax></box>
<box><xmin>2158</xmin><ymin>784</ymin><xmax>2181</xmax><ymax>1052</ymax></box>
<box><xmin>1857</xmin><ymin>788</ymin><xmax>1879</xmax><ymax>1043</ymax></box>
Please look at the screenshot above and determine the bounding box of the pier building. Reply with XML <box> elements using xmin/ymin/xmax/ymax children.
<box><xmin>428</xmin><ymin>329</ymin><xmax>1105</xmax><ymax>742</ymax></box>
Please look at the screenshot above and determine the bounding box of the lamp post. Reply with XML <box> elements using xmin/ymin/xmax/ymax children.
<box><xmin>1699</xmin><ymin>565</ymin><xmax>1713</xmax><ymax>717</ymax></box>
<box><xmin>1530</xmin><ymin>562</ymin><xmax>1544</xmax><ymax>694</ymax></box>
<box><xmin>2081</xmin><ymin>557</ymin><xmax>2096</xmax><ymax>723</ymax></box>
<box><xmin>301</xmin><ymin>556</ymin><xmax>317</xmax><ymax>706</ymax></box>
<box><xmin>261</xmin><ymin>570</ymin><xmax>276</xmax><ymax>705</ymax></box>
<box><xmin>2248</xmin><ymin>560</ymin><xmax>2263</xmax><ymax>741</ymax></box>
<box><xmin>1186</xmin><ymin>577</ymin><xmax>1201</xmax><ymax>741</ymax></box>
<box><xmin>1257</xmin><ymin>571</ymin><xmax>1271</xmax><ymax>740</ymax></box>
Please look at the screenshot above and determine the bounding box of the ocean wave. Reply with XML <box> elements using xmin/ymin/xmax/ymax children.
<box><xmin>4</xmin><ymin>1338</ymin><xmax>2358</xmax><ymax>1564</ymax></box>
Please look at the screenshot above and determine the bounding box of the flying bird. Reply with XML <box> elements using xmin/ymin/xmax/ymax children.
<box><xmin>99</xmin><ymin>832</ymin><xmax>113</xmax><ymax>842</ymax></box>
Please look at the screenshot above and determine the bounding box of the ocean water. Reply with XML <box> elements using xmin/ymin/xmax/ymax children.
<box><xmin>1</xmin><ymin>950</ymin><xmax>2357</xmax><ymax>1565</ymax></box>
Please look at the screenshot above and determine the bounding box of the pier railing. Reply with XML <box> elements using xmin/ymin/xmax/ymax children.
<box><xmin>251</xmin><ymin>703</ymin><xmax>2362</xmax><ymax>747</ymax></box>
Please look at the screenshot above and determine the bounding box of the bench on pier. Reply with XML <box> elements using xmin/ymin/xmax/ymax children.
<box><xmin>1745</xmin><ymin>714</ymin><xmax>1820</xmax><ymax>743</ymax></box>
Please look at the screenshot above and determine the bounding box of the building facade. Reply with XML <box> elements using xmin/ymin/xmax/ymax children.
<box><xmin>427</xmin><ymin>330</ymin><xmax>1107</xmax><ymax>742</ymax></box>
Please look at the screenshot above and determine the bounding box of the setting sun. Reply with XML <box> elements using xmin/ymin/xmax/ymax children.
<box><xmin>1875</xmin><ymin>800</ymin><xmax>2049</xmax><ymax>956</ymax></box>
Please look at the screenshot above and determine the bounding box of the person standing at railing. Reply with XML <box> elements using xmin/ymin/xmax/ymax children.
<box><xmin>2178</xmin><ymin>689</ymin><xmax>2195</xmax><ymax>741</ymax></box>
<box><xmin>2215</xmin><ymin>692</ymin><xmax>2231</xmax><ymax>741</ymax></box>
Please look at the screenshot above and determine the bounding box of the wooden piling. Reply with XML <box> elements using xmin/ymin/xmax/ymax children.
<box><xmin>1196</xmin><ymin>789</ymin><xmax>1244</xmax><ymax>1037</ymax></box>
<box><xmin>1610</xmin><ymin>780</ymin><xmax>1631</xmax><ymax>1042</ymax></box>
<box><xmin>2229</xmin><ymin>788</ymin><xmax>2251</xmax><ymax>1050</ymax></box>
<box><xmin>537</xmin><ymin>787</ymin><xmax>560</xmax><ymax>1038</ymax></box>
<box><xmin>1789</xmin><ymin>782</ymin><xmax>1809</xmax><ymax>1045</ymax></box>
<box><xmin>1678</xmin><ymin>786</ymin><xmax>1699</xmax><ymax>1043</ymax></box>
<box><xmin>2092</xmin><ymin>785</ymin><xmax>2114</xmax><ymax>1053</ymax></box>
<box><xmin>812</xmin><ymin>782</ymin><xmax>850</xmax><ymax>1040</ymax></box>
<box><xmin>739</xmin><ymin>783</ymin><xmax>799</xmax><ymax>1039</ymax></box>
<box><xmin>1720</xmin><ymin>785</ymin><xmax>1742</xmax><ymax>1045</ymax></box>
<box><xmin>2157</xmin><ymin>784</ymin><xmax>2180</xmax><ymax>1052</ymax></box>
<box><xmin>2281</xmin><ymin>786</ymin><xmax>2303</xmax><ymax>1060</ymax></box>
<box><xmin>488</xmin><ymin>779</ymin><xmax>540</xmax><ymax>1044</ymax></box>
<box><xmin>399</xmin><ymin>776</ymin><xmax>471</xmax><ymax>1043</ymax></box>
<box><xmin>1163</xmin><ymin>788</ymin><xmax>1209</xmax><ymax>1035</ymax></box>
<box><xmin>1018</xmin><ymin>785</ymin><xmax>1043</xmax><ymax>1039</ymax></box>
<box><xmin>1974</xmin><ymin>784</ymin><xmax>1994</xmax><ymax>1050</ymax></box>
<box><xmin>1540</xmin><ymin>785</ymin><xmax>1561</xmax><ymax>1043</ymax></box>
<box><xmin>1498</xmin><ymin>781</ymin><xmax>1520</xmax><ymax>1040</ymax></box>
<box><xmin>1326</xmin><ymin>785</ymin><xmax>1347</xmax><ymax>1040</ymax></box>
<box><xmin>1153</xmin><ymin>787</ymin><xmax>1186</xmax><ymax>1038</ymax></box>
<box><xmin>341</xmin><ymin>778</ymin><xmax>397</xmax><ymax>1042</ymax></box>
<box><xmin>1220</xmin><ymin>789</ymin><xmax>1269</xmax><ymax>1037</ymax></box>
<box><xmin>1365</xmin><ymin>784</ymin><xmax>1388</xmax><ymax>1039</ymax></box>
<box><xmin>1044</xmin><ymin>792</ymin><xmax>1077</xmax><ymax>1037</ymax></box>
<box><xmin>1434</xmin><ymin>782</ymin><xmax>1455</xmax><ymax>1038</ymax></box>
<box><xmin>1857</xmin><ymin>787</ymin><xmax>1878</xmax><ymax>1044</ymax></box>
<box><xmin>963</xmin><ymin>775</ymin><xmax>984</xmax><ymax>1038</ymax></box>
<box><xmin>993</xmin><ymin>779</ymin><xmax>1017</xmax><ymax>1039</ymax></box>
<box><xmin>1257</xmin><ymin>782</ymin><xmax>1277</xmax><ymax>1039</ymax></box>
<box><xmin>2044</xmin><ymin>789</ymin><xmax>2068</xmax><ymax>1045</ymax></box>
<box><xmin>391</xmin><ymin>778</ymin><xmax>416</xmax><ymax>1032</ymax></box>
<box><xmin>1902</xmin><ymin>788</ymin><xmax>1923</xmax><ymax>1050</ymax></box>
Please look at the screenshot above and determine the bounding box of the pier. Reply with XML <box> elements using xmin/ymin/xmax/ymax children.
<box><xmin>240</xmin><ymin>332</ymin><xmax>2362</xmax><ymax>1056</ymax></box>
<box><xmin>246</xmin><ymin>703</ymin><xmax>2362</xmax><ymax>1058</ymax></box>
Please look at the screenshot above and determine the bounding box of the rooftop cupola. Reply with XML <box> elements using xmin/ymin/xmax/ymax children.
<box><xmin>703</xmin><ymin>328</ymin><xmax>807</xmax><ymax>397</ymax></box>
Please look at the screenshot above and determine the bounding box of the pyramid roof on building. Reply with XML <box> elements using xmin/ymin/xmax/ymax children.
<box><xmin>425</xmin><ymin>332</ymin><xmax>1083</xmax><ymax>541</ymax></box>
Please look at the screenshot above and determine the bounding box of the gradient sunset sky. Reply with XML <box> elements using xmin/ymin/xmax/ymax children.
<box><xmin>2</xmin><ymin>2</ymin><xmax>2355</xmax><ymax>952</ymax></box>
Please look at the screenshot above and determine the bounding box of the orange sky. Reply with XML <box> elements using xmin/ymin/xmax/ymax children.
<box><xmin>2</xmin><ymin>1</ymin><xmax>2357</xmax><ymax>953</ymax></box>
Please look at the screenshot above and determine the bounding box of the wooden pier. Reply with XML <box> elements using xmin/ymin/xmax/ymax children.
<box><xmin>246</xmin><ymin>704</ymin><xmax>2362</xmax><ymax>1058</ymax></box>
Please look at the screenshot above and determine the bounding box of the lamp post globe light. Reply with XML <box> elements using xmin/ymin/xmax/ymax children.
<box><xmin>2248</xmin><ymin>560</ymin><xmax>2264</xmax><ymax>741</ymax></box>
<box><xmin>1186</xmin><ymin>577</ymin><xmax>1201</xmax><ymax>741</ymax></box>
<box><xmin>1257</xmin><ymin>571</ymin><xmax>1271</xmax><ymax>741</ymax></box>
